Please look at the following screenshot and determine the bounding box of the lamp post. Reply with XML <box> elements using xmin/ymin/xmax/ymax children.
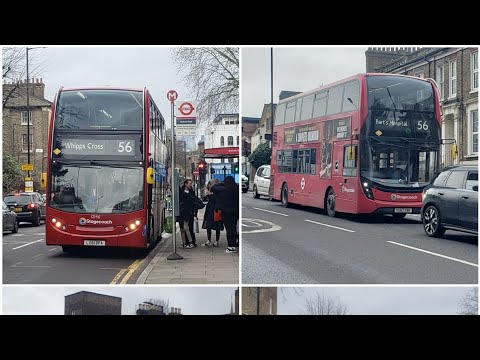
<box><xmin>26</xmin><ymin>46</ymin><xmax>46</xmax><ymax>182</ymax></box>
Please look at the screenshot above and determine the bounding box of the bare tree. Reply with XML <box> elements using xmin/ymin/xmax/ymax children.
<box><xmin>458</xmin><ymin>288</ymin><xmax>478</xmax><ymax>315</ymax></box>
<box><xmin>171</xmin><ymin>47</ymin><xmax>239</xmax><ymax>125</ymax></box>
<box><xmin>2</xmin><ymin>46</ymin><xmax>47</xmax><ymax>108</ymax></box>
<box><xmin>303</xmin><ymin>291</ymin><xmax>348</xmax><ymax>315</ymax></box>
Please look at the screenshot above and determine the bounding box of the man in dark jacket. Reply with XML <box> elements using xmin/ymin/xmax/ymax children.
<box><xmin>179</xmin><ymin>179</ymin><xmax>196</xmax><ymax>248</ymax></box>
<box><xmin>211</xmin><ymin>176</ymin><xmax>239</xmax><ymax>253</ymax></box>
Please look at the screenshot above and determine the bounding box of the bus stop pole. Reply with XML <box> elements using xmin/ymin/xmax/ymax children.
<box><xmin>167</xmin><ymin>100</ymin><xmax>183</xmax><ymax>261</ymax></box>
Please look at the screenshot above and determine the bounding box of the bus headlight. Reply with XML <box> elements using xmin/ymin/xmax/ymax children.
<box><xmin>361</xmin><ymin>179</ymin><xmax>375</xmax><ymax>200</ymax></box>
<box><xmin>52</xmin><ymin>217</ymin><xmax>67</xmax><ymax>230</ymax></box>
<box><xmin>125</xmin><ymin>219</ymin><xmax>142</xmax><ymax>232</ymax></box>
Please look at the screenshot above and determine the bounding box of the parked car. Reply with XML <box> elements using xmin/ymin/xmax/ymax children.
<box><xmin>421</xmin><ymin>165</ymin><xmax>478</xmax><ymax>238</ymax></box>
<box><xmin>4</xmin><ymin>192</ymin><xmax>46</xmax><ymax>226</ymax></box>
<box><xmin>2</xmin><ymin>200</ymin><xmax>18</xmax><ymax>233</ymax></box>
<box><xmin>241</xmin><ymin>174</ymin><xmax>249</xmax><ymax>193</ymax></box>
<box><xmin>253</xmin><ymin>165</ymin><xmax>271</xmax><ymax>198</ymax></box>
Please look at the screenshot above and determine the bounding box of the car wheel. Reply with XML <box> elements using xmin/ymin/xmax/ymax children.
<box><xmin>253</xmin><ymin>185</ymin><xmax>260</xmax><ymax>199</ymax></box>
<box><xmin>12</xmin><ymin>221</ymin><xmax>18</xmax><ymax>233</ymax></box>
<box><xmin>326</xmin><ymin>188</ymin><xmax>336</xmax><ymax>217</ymax></box>
<box><xmin>422</xmin><ymin>205</ymin><xmax>446</xmax><ymax>238</ymax></box>
<box><xmin>281</xmin><ymin>184</ymin><xmax>289</xmax><ymax>208</ymax></box>
<box><xmin>33</xmin><ymin>213</ymin><xmax>41</xmax><ymax>227</ymax></box>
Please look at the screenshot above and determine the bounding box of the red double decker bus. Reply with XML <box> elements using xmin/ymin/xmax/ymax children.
<box><xmin>271</xmin><ymin>74</ymin><xmax>443</xmax><ymax>218</ymax></box>
<box><xmin>46</xmin><ymin>87</ymin><xmax>168</xmax><ymax>252</ymax></box>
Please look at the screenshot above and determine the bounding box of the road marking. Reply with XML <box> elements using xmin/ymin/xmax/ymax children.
<box><xmin>120</xmin><ymin>259</ymin><xmax>144</xmax><ymax>284</ymax></box>
<box><xmin>12</xmin><ymin>234</ymin><xmax>23</xmax><ymax>237</ymax></box>
<box><xmin>100</xmin><ymin>267</ymin><xmax>125</xmax><ymax>271</ymax></box>
<box><xmin>48</xmin><ymin>248</ymin><xmax>58</xmax><ymax>252</ymax></box>
<box><xmin>242</xmin><ymin>218</ymin><xmax>282</xmax><ymax>234</ymax></box>
<box><xmin>32</xmin><ymin>254</ymin><xmax>43</xmax><ymax>259</ymax></box>
<box><xmin>110</xmin><ymin>269</ymin><xmax>127</xmax><ymax>284</ymax></box>
<box><xmin>12</xmin><ymin>262</ymin><xmax>50</xmax><ymax>268</ymax></box>
<box><xmin>12</xmin><ymin>239</ymin><xmax>44</xmax><ymax>250</ymax></box>
<box><xmin>252</xmin><ymin>207</ymin><xmax>289</xmax><ymax>217</ymax></box>
<box><xmin>305</xmin><ymin>219</ymin><xmax>355</xmax><ymax>233</ymax></box>
<box><xmin>242</xmin><ymin>220</ymin><xmax>263</xmax><ymax>227</ymax></box>
<box><xmin>387</xmin><ymin>241</ymin><xmax>478</xmax><ymax>268</ymax></box>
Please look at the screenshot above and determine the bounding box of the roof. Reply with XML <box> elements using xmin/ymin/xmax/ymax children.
<box><xmin>65</xmin><ymin>291</ymin><xmax>122</xmax><ymax>300</ymax></box>
<box><xmin>3</xmin><ymin>93</ymin><xmax>52</xmax><ymax>108</ymax></box>
<box><xmin>242</xmin><ymin>117</ymin><xmax>260</xmax><ymax>123</ymax></box>
<box><xmin>203</xmin><ymin>146</ymin><xmax>239</xmax><ymax>159</ymax></box>
<box><xmin>61</xmin><ymin>86</ymin><xmax>144</xmax><ymax>92</ymax></box>
<box><xmin>443</xmin><ymin>165</ymin><xmax>478</xmax><ymax>171</ymax></box>
<box><xmin>213</xmin><ymin>113</ymin><xmax>239</xmax><ymax>124</ymax></box>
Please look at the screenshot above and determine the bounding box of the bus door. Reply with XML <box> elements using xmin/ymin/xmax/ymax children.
<box><xmin>333</xmin><ymin>143</ymin><xmax>358</xmax><ymax>212</ymax></box>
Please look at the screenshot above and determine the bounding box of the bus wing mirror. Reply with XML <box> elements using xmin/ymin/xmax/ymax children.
<box><xmin>451</xmin><ymin>144</ymin><xmax>457</xmax><ymax>160</ymax></box>
<box><xmin>347</xmin><ymin>146</ymin><xmax>356</xmax><ymax>161</ymax></box>
<box><xmin>40</xmin><ymin>173</ymin><xmax>47</xmax><ymax>189</ymax></box>
<box><xmin>146</xmin><ymin>167</ymin><xmax>155</xmax><ymax>185</ymax></box>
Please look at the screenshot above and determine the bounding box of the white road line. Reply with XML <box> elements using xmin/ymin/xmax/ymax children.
<box><xmin>48</xmin><ymin>248</ymin><xmax>58</xmax><ymax>252</ymax></box>
<box><xmin>32</xmin><ymin>254</ymin><xmax>43</xmax><ymax>259</ymax></box>
<box><xmin>387</xmin><ymin>241</ymin><xmax>478</xmax><ymax>268</ymax></box>
<box><xmin>305</xmin><ymin>219</ymin><xmax>356</xmax><ymax>233</ymax></box>
<box><xmin>12</xmin><ymin>239</ymin><xmax>44</xmax><ymax>250</ymax></box>
<box><xmin>252</xmin><ymin>207</ymin><xmax>289</xmax><ymax>217</ymax></box>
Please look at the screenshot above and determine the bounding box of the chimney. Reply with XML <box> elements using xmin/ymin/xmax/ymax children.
<box><xmin>32</xmin><ymin>77</ymin><xmax>46</xmax><ymax>99</ymax></box>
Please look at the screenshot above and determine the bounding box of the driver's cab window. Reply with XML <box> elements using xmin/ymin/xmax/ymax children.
<box><xmin>465</xmin><ymin>171</ymin><xmax>478</xmax><ymax>190</ymax></box>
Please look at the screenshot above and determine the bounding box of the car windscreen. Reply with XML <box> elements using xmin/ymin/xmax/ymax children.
<box><xmin>4</xmin><ymin>195</ymin><xmax>32</xmax><ymax>205</ymax></box>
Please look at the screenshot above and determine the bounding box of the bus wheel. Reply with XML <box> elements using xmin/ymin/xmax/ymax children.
<box><xmin>326</xmin><ymin>188</ymin><xmax>336</xmax><ymax>217</ymax></box>
<box><xmin>281</xmin><ymin>184</ymin><xmax>289</xmax><ymax>208</ymax></box>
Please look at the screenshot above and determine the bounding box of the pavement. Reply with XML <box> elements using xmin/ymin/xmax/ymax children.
<box><xmin>242</xmin><ymin>192</ymin><xmax>478</xmax><ymax>284</ymax></box>
<box><xmin>136</xmin><ymin>207</ymin><xmax>239</xmax><ymax>284</ymax></box>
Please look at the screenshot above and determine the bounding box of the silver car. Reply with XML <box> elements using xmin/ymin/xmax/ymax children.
<box><xmin>253</xmin><ymin>165</ymin><xmax>271</xmax><ymax>198</ymax></box>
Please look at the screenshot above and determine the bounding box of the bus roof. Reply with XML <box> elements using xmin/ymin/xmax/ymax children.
<box><xmin>60</xmin><ymin>86</ymin><xmax>144</xmax><ymax>92</ymax></box>
<box><xmin>277</xmin><ymin>73</ymin><xmax>433</xmax><ymax>104</ymax></box>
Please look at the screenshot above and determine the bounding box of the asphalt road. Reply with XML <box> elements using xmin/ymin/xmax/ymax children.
<box><xmin>2</xmin><ymin>222</ymin><xmax>148</xmax><ymax>284</ymax></box>
<box><xmin>242</xmin><ymin>192</ymin><xmax>478</xmax><ymax>284</ymax></box>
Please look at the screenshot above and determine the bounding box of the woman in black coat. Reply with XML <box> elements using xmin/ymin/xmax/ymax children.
<box><xmin>202</xmin><ymin>179</ymin><xmax>224</xmax><ymax>247</ymax></box>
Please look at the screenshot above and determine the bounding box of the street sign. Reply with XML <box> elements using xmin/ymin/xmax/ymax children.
<box><xmin>25</xmin><ymin>187</ymin><xmax>33</xmax><ymax>193</ymax></box>
<box><xmin>25</xmin><ymin>180</ymin><xmax>33</xmax><ymax>188</ymax></box>
<box><xmin>21</xmin><ymin>164</ymin><xmax>33</xmax><ymax>171</ymax></box>
<box><xmin>193</xmin><ymin>170</ymin><xmax>199</xmax><ymax>175</ymax></box>
<box><xmin>35</xmin><ymin>148</ymin><xmax>44</xmax><ymax>153</ymax></box>
<box><xmin>177</xmin><ymin>102</ymin><xmax>195</xmax><ymax>117</ymax></box>
<box><xmin>167</xmin><ymin>90</ymin><xmax>178</xmax><ymax>103</ymax></box>
<box><xmin>25</xmin><ymin>177</ymin><xmax>32</xmax><ymax>181</ymax></box>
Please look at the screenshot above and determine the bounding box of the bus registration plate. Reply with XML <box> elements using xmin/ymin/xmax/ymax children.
<box><xmin>84</xmin><ymin>240</ymin><xmax>105</xmax><ymax>246</ymax></box>
<box><xmin>394</xmin><ymin>208</ymin><xmax>412</xmax><ymax>213</ymax></box>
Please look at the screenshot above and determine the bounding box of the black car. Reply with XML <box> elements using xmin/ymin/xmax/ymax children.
<box><xmin>2</xmin><ymin>200</ymin><xmax>18</xmax><ymax>233</ymax></box>
<box><xmin>421</xmin><ymin>165</ymin><xmax>478</xmax><ymax>238</ymax></box>
<box><xmin>4</xmin><ymin>192</ymin><xmax>46</xmax><ymax>226</ymax></box>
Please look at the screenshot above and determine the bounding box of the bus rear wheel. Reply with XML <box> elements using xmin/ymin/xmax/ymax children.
<box><xmin>326</xmin><ymin>188</ymin><xmax>336</xmax><ymax>217</ymax></box>
<box><xmin>281</xmin><ymin>184</ymin><xmax>289</xmax><ymax>208</ymax></box>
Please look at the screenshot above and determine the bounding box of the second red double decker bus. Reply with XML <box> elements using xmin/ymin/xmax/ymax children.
<box><xmin>271</xmin><ymin>73</ymin><xmax>445</xmax><ymax>218</ymax></box>
<box><xmin>45</xmin><ymin>87</ymin><xmax>168</xmax><ymax>252</ymax></box>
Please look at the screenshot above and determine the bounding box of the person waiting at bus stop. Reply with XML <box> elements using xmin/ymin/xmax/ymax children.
<box><xmin>211</xmin><ymin>176</ymin><xmax>238</xmax><ymax>253</ymax></box>
<box><xmin>178</xmin><ymin>179</ymin><xmax>196</xmax><ymax>249</ymax></box>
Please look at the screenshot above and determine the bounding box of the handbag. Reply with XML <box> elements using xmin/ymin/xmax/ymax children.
<box><xmin>194</xmin><ymin>196</ymin><xmax>205</xmax><ymax>210</ymax></box>
<box><xmin>214</xmin><ymin>210</ymin><xmax>222</xmax><ymax>222</ymax></box>
<box><xmin>193</xmin><ymin>217</ymin><xmax>199</xmax><ymax>233</ymax></box>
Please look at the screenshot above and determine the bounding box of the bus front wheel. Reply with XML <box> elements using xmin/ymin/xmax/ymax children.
<box><xmin>326</xmin><ymin>188</ymin><xmax>336</xmax><ymax>217</ymax></box>
<box><xmin>281</xmin><ymin>184</ymin><xmax>289</xmax><ymax>208</ymax></box>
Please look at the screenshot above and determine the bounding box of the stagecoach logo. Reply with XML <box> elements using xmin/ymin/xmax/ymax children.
<box><xmin>391</xmin><ymin>194</ymin><xmax>417</xmax><ymax>201</ymax></box>
<box><xmin>79</xmin><ymin>217</ymin><xmax>113</xmax><ymax>225</ymax></box>
<box><xmin>342</xmin><ymin>185</ymin><xmax>355</xmax><ymax>193</ymax></box>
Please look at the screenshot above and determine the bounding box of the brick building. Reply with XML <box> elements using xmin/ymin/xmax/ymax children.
<box><xmin>366</xmin><ymin>47</ymin><xmax>478</xmax><ymax>167</ymax></box>
<box><xmin>241</xmin><ymin>117</ymin><xmax>260</xmax><ymax>177</ymax></box>
<box><xmin>65</xmin><ymin>291</ymin><xmax>122</xmax><ymax>315</ymax></box>
<box><xmin>242</xmin><ymin>287</ymin><xmax>277</xmax><ymax>315</ymax></box>
<box><xmin>3</xmin><ymin>78</ymin><xmax>52</xmax><ymax>191</ymax></box>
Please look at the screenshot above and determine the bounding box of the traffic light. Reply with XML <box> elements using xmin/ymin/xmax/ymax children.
<box><xmin>231</xmin><ymin>162</ymin><xmax>239</xmax><ymax>174</ymax></box>
<box><xmin>210</xmin><ymin>167</ymin><xmax>216</xmax><ymax>175</ymax></box>
<box><xmin>198</xmin><ymin>162</ymin><xmax>207</xmax><ymax>175</ymax></box>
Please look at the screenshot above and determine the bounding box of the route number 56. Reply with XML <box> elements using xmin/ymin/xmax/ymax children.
<box><xmin>118</xmin><ymin>141</ymin><xmax>133</xmax><ymax>152</ymax></box>
<box><xmin>417</xmin><ymin>121</ymin><xmax>429</xmax><ymax>131</ymax></box>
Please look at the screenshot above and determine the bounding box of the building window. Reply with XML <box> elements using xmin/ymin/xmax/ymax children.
<box><xmin>22</xmin><ymin>134</ymin><xmax>33</xmax><ymax>153</ymax></box>
<box><xmin>472</xmin><ymin>52</ymin><xmax>478</xmax><ymax>91</ymax></box>
<box><xmin>237</xmin><ymin>136</ymin><xmax>239</xmax><ymax>146</ymax></box>
<box><xmin>21</xmin><ymin>111</ymin><xmax>33</xmax><ymax>125</ymax></box>
<box><xmin>471</xmin><ymin>109</ymin><xmax>478</xmax><ymax>154</ymax></box>
<box><xmin>228</xmin><ymin>136</ymin><xmax>233</xmax><ymax>146</ymax></box>
<box><xmin>449</xmin><ymin>61</ymin><xmax>457</xmax><ymax>97</ymax></box>
<box><xmin>436</xmin><ymin>65</ymin><xmax>445</xmax><ymax>100</ymax></box>
<box><xmin>220</xmin><ymin>136</ymin><xmax>224</xmax><ymax>146</ymax></box>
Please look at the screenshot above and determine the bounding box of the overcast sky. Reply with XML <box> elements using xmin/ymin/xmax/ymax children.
<box><xmin>3</xmin><ymin>286</ymin><xmax>236</xmax><ymax>315</ymax></box>
<box><xmin>11</xmin><ymin>46</ymin><xmax>194</xmax><ymax>127</ymax></box>
<box><xmin>277</xmin><ymin>287</ymin><xmax>476</xmax><ymax>315</ymax></box>
<box><xmin>241</xmin><ymin>47</ymin><xmax>368</xmax><ymax>117</ymax></box>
